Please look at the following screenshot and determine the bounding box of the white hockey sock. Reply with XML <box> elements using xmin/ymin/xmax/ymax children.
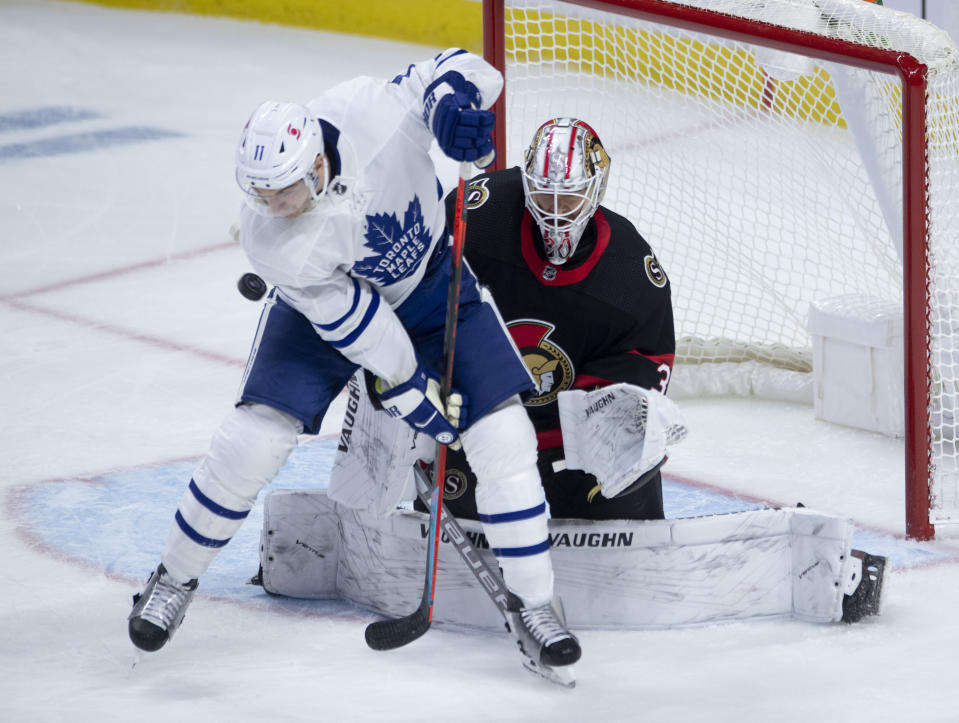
<box><xmin>475</xmin><ymin>470</ymin><xmax>554</xmax><ymax>606</ymax></box>
<box><xmin>163</xmin><ymin>403</ymin><xmax>300</xmax><ymax>582</ymax></box>
<box><xmin>464</xmin><ymin>399</ymin><xmax>554</xmax><ymax>607</ymax></box>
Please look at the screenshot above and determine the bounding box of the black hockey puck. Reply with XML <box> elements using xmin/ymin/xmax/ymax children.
<box><xmin>237</xmin><ymin>272</ymin><xmax>267</xmax><ymax>301</ymax></box>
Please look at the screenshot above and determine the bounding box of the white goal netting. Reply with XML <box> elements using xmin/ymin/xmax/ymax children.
<box><xmin>494</xmin><ymin>0</ymin><xmax>959</xmax><ymax>532</ymax></box>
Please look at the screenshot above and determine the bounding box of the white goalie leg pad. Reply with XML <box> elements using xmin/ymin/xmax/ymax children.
<box><xmin>328</xmin><ymin>371</ymin><xmax>429</xmax><ymax>515</ymax></box>
<box><xmin>259</xmin><ymin>493</ymin><xmax>855</xmax><ymax>628</ymax></box>
<box><xmin>259</xmin><ymin>489</ymin><xmax>341</xmax><ymax>597</ymax></box>
<box><xmin>462</xmin><ymin>397</ymin><xmax>554</xmax><ymax>606</ymax></box>
<box><xmin>163</xmin><ymin>403</ymin><xmax>301</xmax><ymax>582</ymax></box>
<box><xmin>790</xmin><ymin>508</ymin><xmax>856</xmax><ymax>622</ymax></box>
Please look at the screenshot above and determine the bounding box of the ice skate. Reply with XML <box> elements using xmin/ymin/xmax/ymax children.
<box><xmin>504</xmin><ymin>593</ymin><xmax>580</xmax><ymax>687</ymax></box>
<box><xmin>128</xmin><ymin>564</ymin><xmax>198</xmax><ymax>652</ymax></box>
<box><xmin>841</xmin><ymin>550</ymin><xmax>887</xmax><ymax>623</ymax></box>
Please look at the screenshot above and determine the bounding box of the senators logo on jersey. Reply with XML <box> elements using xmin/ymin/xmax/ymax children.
<box><xmin>465</xmin><ymin>177</ymin><xmax>491</xmax><ymax>210</ymax></box>
<box><xmin>645</xmin><ymin>254</ymin><xmax>667</xmax><ymax>287</ymax></box>
<box><xmin>442</xmin><ymin>467</ymin><xmax>470</xmax><ymax>500</ymax></box>
<box><xmin>507</xmin><ymin>320</ymin><xmax>574</xmax><ymax>406</ymax></box>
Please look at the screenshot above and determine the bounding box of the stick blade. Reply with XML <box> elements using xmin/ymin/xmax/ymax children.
<box><xmin>364</xmin><ymin>606</ymin><xmax>431</xmax><ymax>651</ymax></box>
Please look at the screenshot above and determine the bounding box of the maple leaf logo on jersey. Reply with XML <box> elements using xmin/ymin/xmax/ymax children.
<box><xmin>355</xmin><ymin>195</ymin><xmax>432</xmax><ymax>284</ymax></box>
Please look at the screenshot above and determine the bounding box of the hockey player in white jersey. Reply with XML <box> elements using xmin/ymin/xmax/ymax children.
<box><xmin>128</xmin><ymin>48</ymin><xmax>581</xmax><ymax>671</ymax></box>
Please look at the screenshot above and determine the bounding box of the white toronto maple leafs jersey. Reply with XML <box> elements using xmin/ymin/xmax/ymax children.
<box><xmin>239</xmin><ymin>49</ymin><xmax>503</xmax><ymax>386</ymax></box>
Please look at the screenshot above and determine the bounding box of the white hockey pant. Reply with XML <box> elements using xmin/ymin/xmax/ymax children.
<box><xmin>461</xmin><ymin>397</ymin><xmax>554</xmax><ymax>607</ymax></box>
<box><xmin>162</xmin><ymin>403</ymin><xmax>301</xmax><ymax>583</ymax></box>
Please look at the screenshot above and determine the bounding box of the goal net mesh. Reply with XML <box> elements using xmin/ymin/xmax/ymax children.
<box><xmin>497</xmin><ymin>0</ymin><xmax>959</xmax><ymax>525</ymax></box>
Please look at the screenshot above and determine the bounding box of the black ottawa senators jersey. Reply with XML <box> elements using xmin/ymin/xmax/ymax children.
<box><xmin>445</xmin><ymin>167</ymin><xmax>676</xmax><ymax>451</ymax></box>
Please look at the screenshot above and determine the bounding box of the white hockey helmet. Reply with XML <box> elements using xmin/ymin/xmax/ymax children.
<box><xmin>235</xmin><ymin>100</ymin><xmax>328</xmax><ymax>218</ymax></box>
<box><xmin>521</xmin><ymin>118</ymin><xmax>611</xmax><ymax>264</ymax></box>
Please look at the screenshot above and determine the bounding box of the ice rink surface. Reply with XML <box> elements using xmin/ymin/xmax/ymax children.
<box><xmin>3</xmin><ymin>1</ymin><xmax>959</xmax><ymax>721</ymax></box>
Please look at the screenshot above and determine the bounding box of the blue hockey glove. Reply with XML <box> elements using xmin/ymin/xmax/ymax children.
<box><xmin>376</xmin><ymin>364</ymin><xmax>463</xmax><ymax>449</ymax></box>
<box><xmin>423</xmin><ymin>72</ymin><xmax>495</xmax><ymax>163</ymax></box>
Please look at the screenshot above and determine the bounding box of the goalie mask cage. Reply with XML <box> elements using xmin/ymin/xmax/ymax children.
<box><xmin>482</xmin><ymin>0</ymin><xmax>959</xmax><ymax>539</ymax></box>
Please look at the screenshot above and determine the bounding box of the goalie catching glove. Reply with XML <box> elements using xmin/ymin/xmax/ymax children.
<box><xmin>558</xmin><ymin>384</ymin><xmax>687</xmax><ymax>499</ymax></box>
<box><xmin>375</xmin><ymin>363</ymin><xmax>463</xmax><ymax>450</ymax></box>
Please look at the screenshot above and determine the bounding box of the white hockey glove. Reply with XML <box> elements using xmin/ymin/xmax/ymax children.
<box><xmin>375</xmin><ymin>364</ymin><xmax>463</xmax><ymax>450</ymax></box>
<box><xmin>558</xmin><ymin>383</ymin><xmax>687</xmax><ymax>499</ymax></box>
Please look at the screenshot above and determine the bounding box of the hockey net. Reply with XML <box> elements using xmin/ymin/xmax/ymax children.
<box><xmin>482</xmin><ymin>0</ymin><xmax>959</xmax><ymax>538</ymax></box>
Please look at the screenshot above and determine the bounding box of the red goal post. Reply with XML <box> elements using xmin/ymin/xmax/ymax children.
<box><xmin>482</xmin><ymin>0</ymin><xmax>959</xmax><ymax>539</ymax></box>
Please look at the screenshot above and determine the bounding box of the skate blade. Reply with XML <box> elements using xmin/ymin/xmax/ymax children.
<box><xmin>521</xmin><ymin>657</ymin><xmax>576</xmax><ymax>688</ymax></box>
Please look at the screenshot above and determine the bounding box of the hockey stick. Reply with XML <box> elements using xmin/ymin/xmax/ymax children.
<box><xmin>407</xmin><ymin>465</ymin><xmax>575</xmax><ymax>688</ymax></box>
<box><xmin>364</xmin><ymin>158</ymin><xmax>479</xmax><ymax>651</ymax></box>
